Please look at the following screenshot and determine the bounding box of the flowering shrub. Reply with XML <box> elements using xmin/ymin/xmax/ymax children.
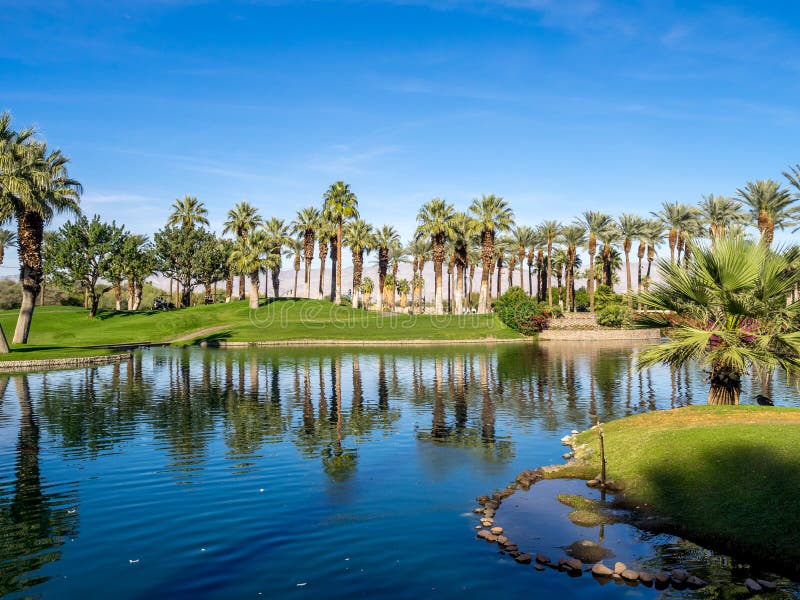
<box><xmin>493</xmin><ymin>287</ymin><xmax>549</xmax><ymax>335</ymax></box>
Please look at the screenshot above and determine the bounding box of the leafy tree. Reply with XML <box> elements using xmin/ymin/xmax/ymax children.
<box><xmin>154</xmin><ymin>225</ymin><xmax>219</xmax><ymax>308</ymax></box>
<box><xmin>47</xmin><ymin>215</ymin><xmax>127</xmax><ymax>317</ymax></box>
<box><xmin>470</xmin><ymin>195</ymin><xmax>514</xmax><ymax>313</ymax></box>
<box><xmin>638</xmin><ymin>238</ymin><xmax>800</xmax><ymax>405</ymax></box>
<box><xmin>322</xmin><ymin>181</ymin><xmax>359</xmax><ymax>304</ymax></box>
<box><xmin>107</xmin><ymin>233</ymin><xmax>153</xmax><ymax>310</ymax></box>
<box><xmin>538</xmin><ymin>220</ymin><xmax>561</xmax><ymax>307</ymax></box>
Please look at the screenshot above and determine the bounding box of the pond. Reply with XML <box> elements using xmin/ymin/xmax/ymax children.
<box><xmin>0</xmin><ymin>343</ymin><xmax>798</xmax><ymax>599</ymax></box>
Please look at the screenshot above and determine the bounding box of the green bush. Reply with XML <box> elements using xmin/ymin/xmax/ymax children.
<box><xmin>595</xmin><ymin>284</ymin><xmax>624</xmax><ymax>310</ymax></box>
<box><xmin>493</xmin><ymin>287</ymin><xmax>548</xmax><ymax>335</ymax></box>
<box><xmin>596</xmin><ymin>303</ymin><xmax>632</xmax><ymax>328</ymax></box>
<box><xmin>574</xmin><ymin>287</ymin><xmax>590</xmax><ymax>312</ymax></box>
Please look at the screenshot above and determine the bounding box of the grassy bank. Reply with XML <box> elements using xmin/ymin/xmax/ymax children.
<box><xmin>0</xmin><ymin>298</ymin><xmax>522</xmax><ymax>359</ymax></box>
<box><xmin>558</xmin><ymin>406</ymin><xmax>800</xmax><ymax>574</ymax></box>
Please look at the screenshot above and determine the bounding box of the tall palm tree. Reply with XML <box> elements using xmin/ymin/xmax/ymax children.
<box><xmin>698</xmin><ymin>194</ymin><xmax>746</xmax><ymax>244</ymax></box>
<box><xmin>264</xmin><ymin>217</ymin><xmax>289</xmax><ymax>298</ymax></box>
<box><xmin>653</xmin><ymin>202</ymin><xmax>697</xmax><ymax>263</ymax></box>
<box><xmin>224</xmin><ymin>201</ymin><xmax>263</xmax><ymax>300</ymax></box>
<box><xmin>597</xmin><ymin>223</ymin><xmax>622</xmax><ymax>288</ymax></box>
<box><xmin>343</xmin><ymin>219</ymin><xmax>375</xmax><ymax>308</ymax></box>
<box><xmin>450</xmin><ymin>212</ymin><xmax>476</xmax><ymax>314</ymax></box>
<box><xmin>322</xmin><ymin>181</ymin><xmax>359</xmax><ymax>304</ymax></box>
<box><xmin>470</xmin><ymin>194</ymin><xmax>514</xmax><ymax>313</ymax></box>
<box><xmin>617</xmin><ymin>213</ymin><xmax>645</xmax><ymax>303</ymax></box>
<box><xmin>737</xmin><ymin>179</ymin><xmax>795</xmax><ymax>247</ymax></box>
<box><xmin>576</xmin><ymin>211</ymin><xmax>613</xmax><ymax>311</ymax></box>
<box><xmin>407</xmin><ymin>237</ymin><xmax>431</xmax><ymax>311</ymax></box>
<box><xmin>168</xmin><ymin>195</ymin><xmax>209</xmax><ymax>229</ymax></box>
<box><xmin>10</xmin><ymin>143</ymin><xmax>81</xmax><ymax>344</ymax></box>
<box><xmin>316</xmin><ymin>219</ymin><xmax>334</xmax><ymax>301</ymax></box>
<box><xmin>360</xmin><ymin>276</ymin><xmax>375</xmax><ymax>310</ymax></box>
<box><xmin>286</xmin><ymin>237</ymin><xmax>303</xmax><ymax>298</ymax></box>
<box><xmin>641</xmin><ymin>219</ymin><xmax>664</xmax><ymax>290</ymax></box>
<box><xmin>558</xmin><ymin>224</ymin><xmax>587</xmax><ymax>312</ymax></box>
<box><xmin>375</xmin><ymin>225</ymin><xmax>400</xmax><ymax>306</ymax></box>
<box><xmin>229</xmin><ymin>232</ymin><xmax>270</xmax><ymax>309</ymax></box>
<box><xmin>510</xmin><ymin>225</ymin><xmax>536</xmax><ymax>291</ymax></box>
<box><xmin>291</xmin><ymin>206</ymin><xmax>321</xmax><ymax>299</ymax></box>
<box><xmin>415</xmin><ymin>199</ymin><xmax>455</xmax><ymax>315</ymax></box>
<box><xmin>538</xmin><ymin>220</ymin><xmax>561</xmax><ymax>308</ymax></box>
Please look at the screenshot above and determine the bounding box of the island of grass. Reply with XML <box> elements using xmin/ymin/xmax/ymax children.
<box><xmin>0</xmin><ymin>298</ymin><xmax>524</xmax><ymax>362</ymax></box>
<box><xmin>550</xmin><ymin>406</ymin><xmax>800</xmax><ymax>578</ymax></box>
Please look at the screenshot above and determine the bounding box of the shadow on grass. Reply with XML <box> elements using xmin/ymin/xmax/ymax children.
<box><xmin>191</xmin><ymin>330</ymin><xmax>234</xmax><ymax>347</ymax></box>
<box><xmin>637</xmin><ymin>440</ymin><xmax>800</xmax><ymax>579</ymax></box>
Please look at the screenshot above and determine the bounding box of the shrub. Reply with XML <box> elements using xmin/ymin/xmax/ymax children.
<box><xmin>595</xmin><ymin>284</ymin><xmax>624</xmax><ymax>310</ymax></box>
<box><xmin>494</xmin><ymin>287</ymin><xmax>549</xmax><ymax>335</ymax></box>
<box><xmin>574</xmin><ymin>288</ymin><xmax>590</xmax><ymax>312</ymax></box>
<box><xmin>596</xmin><ymin>303</ymin><xmax>632</xmax><ymax>328</ymax></box>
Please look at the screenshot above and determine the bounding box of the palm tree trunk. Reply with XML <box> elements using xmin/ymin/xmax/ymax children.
<box><xmin>587</xmin><ymin>236</ymin><xmax>596</xmax><ymax>312</ymax></box>
<box><xmin>329</xmin><ymin>238</ymin><xmax>338</xmax><ymax>303</ymax></box>
<box><xmin>272</xmin><ymin>265</ymin><xmax>280</xmax><ymax>298</ymax></box>
<box><xmin>454</xmin><ymin>264</ymin><xmax>464</xmax><ymax>314</ymax></box>
<box><xmin>225</xmin><ymin>275</ymin><xmax>233</xmax><ymax>302</ymax></box>
<box><xmin>13</xmin><ymin>210</ymin><xmax>44</xmax><ymax>344</ymax></box>
<box><xmin>318</xmin><ymin>257</ymin><xmax>326</xmax><ymax>300</ymax></box>
<box><xmin>239</xmin><ymin>274</ymin><xmax>246</xmax><ymax>300</ymax></box>
<box><xmin>352</xmin><ymin>252</ymin><xmax>363</xmax><ymax>309</ymax></box>
<box><xmin>624</xmin><ymin>239</ymin><xmax>632</xmax><ymax>306</ymax></box>
<box><xmin>335</xmin><ymin>221</ymin><xmax>343</xmax><ymax>304</ymax></box>
<box><xmin>249</xmin><ymin>271</ymin><xmax>260</xmax><ymax>309</ymax></box>
<box><xmin>114</xmin><ymin>280</ymin><xmax>122</xmax><ymax>311</ymax></box>
<box><xmin>707</xmin><ymin>369</ymin><xmax>741</xmax><ymax>405</ymax></box>
<box><xmin>478</xmin><ymin>233</ymin><xmax>493</xmax><ymax>313</ymax></box>
<box><xmin>547</xmin><ymin>242</ymin><xmax>553</xmax><ymax>308</ymax></box>
<box><xmin>304</xmin><ymin>258</ymin><xmax>312</xmax><ymax>299</ymax></box>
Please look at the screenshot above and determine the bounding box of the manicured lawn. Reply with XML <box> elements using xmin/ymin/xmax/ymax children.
<box><xmin>0</xmin><ymin>299</ymin><xmax>522</xmax><ymax>358</ymax></box>
<box><xmin>563</xmin><ymin>406</ymin><xmax>800</xmax><ymax>572</ymax></box>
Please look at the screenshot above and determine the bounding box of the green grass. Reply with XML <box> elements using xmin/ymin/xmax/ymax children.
<box><xmin>563</xmin><ymin>406</ymin><xmax>800</xmax><ymax>572</ymax></box>
<box><xmin>0</xmin><ymin>347</ymin><xmax>118</xmax><ymax>363</ymax></box>
<box><xmin>0</xmin><ymin>298</ymin><xmax>523</xmax><ymax>359</ymax></box>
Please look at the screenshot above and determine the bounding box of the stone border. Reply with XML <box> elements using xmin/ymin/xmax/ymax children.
<box><xmin>538</xmin><ymin>329</ymin><xmax>662</xmax><ymax>341</ymax></box>
<box><xmin>0</xmin><ymin>352</ymin><xmax>133</xmax><ymax>372</ymax></box>
<box><xmin>206</xmin><ymin>337</ymin><xmax>530</xmax><ymax>348</ymax></box>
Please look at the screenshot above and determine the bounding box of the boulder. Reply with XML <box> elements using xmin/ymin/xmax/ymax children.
<box><xmin>638</xmin><ymin>571</ymin><xmax>653</xmax><ymax>585</ymax></box>
<box><xmin>514</xmin><ymin>553</ymin><xmax>532</xmax><ymax>565</ymax></box>
<box><xmin>655</xmin><ymin>572</ymin><xmax>670</xmax><ymax>584</ymax></box>
<box><xmin>670</xmin><ymin>569</ymin><xmax>689</xmax><ymax>582</ymax></box>
<box><xmin>614</xmin><ymin>562</ymin><xmax>627</xmax><ymax>574</ymax></box>
<box><xmin>586</xmin><ymin>479</ymin><xmax>601</xmax><ymax>488</ymax></box>
<box><xmin>686</xmin><ymin>575</ymin><xmax>707</xmax><ymax>588</ymax></box>
<box><xmin>496</xmin><ymin>535</ymin><xmax>509</xmax><ymax>545</ymax></box>
<box><xmin>743</xmin><ymin>578</ymin><xmax>762</xmax><ymax>593</ymax></box>
<box><xmin>621</xmin><ymin>570</ymin><xmax>639</xmax><ymax>581</ymax></box>
<box><xmin>562</xmin><ymin>453</ymin><xmax>573</xmax><ymax>460</ymax></box>
<box><xmin>490</xmin><ymin>526</ymin><xmax>503</xmax><ymax>535</ymax></box>
<box><xmin>504</xmin><ymin>544</ymin><xmax>518</xmax><ymax>552</ymax></box>
<box><xmin>480</xmin><ymin>518</ymin><xmax>493</xmax><ymax>527</ymax></box>
<box><xmin>757</xmin><ymin>579</ymin><xmax>777</xmax><ymax>591</ymax></box>
<box><xmin>565</xmin><ymin>540</ymin><xmax>613</xmax><ymax>563</ymax></box>
<box><xmin>591</xmin><ymin>563</ymin><xmax>614</xmax><ymax>577</ymax></box>
<box><xmin>476</xmin><ymin>530</ymin><xmax>493</xmax><ymax>540</ymax></box>
<box><xmin>564</xmin><ymin>558</ymin><xmax>583</xmax><ymax>572</ymax></box>
<box><xmin>535</xmin><ymin>553</ymin><xmax>551</xmax><ymax>564</ymax></box>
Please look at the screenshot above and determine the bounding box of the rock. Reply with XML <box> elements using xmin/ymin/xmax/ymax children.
<box><xmin>757</xmin><ymin>579</ymin><xmax>777</xmax><ymax>591</ymax></box>
<box><xmin>485</xmin><ymin>501</ymin><xmax>499</xmax><ymax>510</ymax></box>
<box><xmin>638</xmin><ymin>571</ymin><xmax>653</xmax><ymax>585</ymax></box>
<box><xmin>571</xmin><ymin>429</ymin><xmax>579</xmax><ymax>434</ymax></box>
<box><xmin>476</xmin><ymin>495</ymin><xmax>490</xmax><ymax>505</ymax></box>
<box><xmin>655</xmin><ymin>572</ymin><xmax>670</xmax><ymax>584</ymax></box>
<box><xmin>474</xmin><ymin>525</ymin><xmax>482</xmax><ymax>530</ymax></box>
<box><xmin>561</xmin><ymin>435</ymin><xmax>572</xmax><ymax>444</ymax></box>
<box><xmin>515</xmin><ymin>553</ymin><xmax>532</xmax><ymax>565</ymax></box>
<box><xmin>490</xmin><ymin>526</ymin><xmax>503</xmax><ymax>535</ymax></box>
<box><xmin>565</xmin><ymin>540</ymin><xmax>614</xmax><ymax>563</ymax></box>
<box><xmin>496</xmin><ymin>535</ymin><xmax>508</xmax><ymax>545</ymax></box>
<box><xmin>508</xmin><ymin>550</ymin><xmax>520</xmax><ymax>558</ymax></box>
<box><xmin>534</xmin><ymin>564</ymin><xmax>545</xmax><ymax>571</ymax></box>
<box><xmin>671</xmin><ymin>569</ymin><xmax>689</xmax><ymax>582</ymax></box>
<box><xmin>535</xmin><ymin>553</ymin><xmax>551</xmax><ymax>564</ymax></box>
<box><xmin>476</xmin><ymin>530</ymin><xmax>493</xmax><ymax>540</ymax></box>
<box><xmin>614</xmin><ymin>562</ymin><xmax>627</xmax><ymax>575</ymax></box>
<box><xmin>562</xmin><ymin>453</ymin><xmax>572</xmax><ymax>460</ymax></box>
<box><xmin>504</xmin><ymin>544</ymin><xmax>518</xmax><ymax>552</ymax></box>
<box><xmin>604</xmin><ymin>480</ymin><xmax>626</xmax><ymax>492</ymax></box>
<box><xmin>621</xmin><ymin>570</ymin><xmax>639</xmax><ymax>581</ymax></box>
<box><xmin>483</xmin><ymin>509</ymin><xmax>495</xmax><ymax>518</ymax></box>
<box><xmin>480</xmin><ymin>518</ymin><xmax>493</xmax><ymax>527</ymax></box>
<box><xmin>473</xmin><ymin>508</ymin><xmax>484</xmax><ymax>514</ymax></box>
<box><xmin>686</xmin><ymin>575</ymin><xmax>708</xmax><ymax>588</ymax></box>
<box><xmin>592</xmin><ymin>563</ymin><xmax>614</xmax><ymax>577</ymax></box>
<box><xmin>744</xmin><ymin>578</ymin><xmax>762</xmax><ymax>593</ymax></box>
<box><xmin>499</xmin><ymin>488</ymin><xmax>515</xmax><ymax>499</ymax></box>
<box><xmin>586</xmin><ymin>479</ymin><xmax>601</xmax><ymax>488</ymax></box>
<box><xmin>564</xmin><ymin>558</ymin><xmax>583</xmax><ymax>572</ymax></box>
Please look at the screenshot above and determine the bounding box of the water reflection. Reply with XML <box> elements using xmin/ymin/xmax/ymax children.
<box><xmin>0</xmin><ymin>343</ymin><xmax>796</xmax><ymax>598</ymax></box>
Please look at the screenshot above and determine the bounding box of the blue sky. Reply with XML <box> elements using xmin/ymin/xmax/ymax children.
<box><xmin>3</xmin><ymin>0</ymin><xmax>800</xmax><ymax>268</ymax></box>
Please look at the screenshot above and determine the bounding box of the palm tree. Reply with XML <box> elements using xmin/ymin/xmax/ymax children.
<box><xmin>597</xmin><ymin>224</ymin><xmax>622</xmax><ymax>287</ymax></box>
<box><xmin>638</xmin><ymin>238</ymin><xmax>800</xmax><ymax>405</ymax></box>
<box><xmin>407</xmin><ymin>237</ymin><xmax>430</xmax><ymax>311</ymax></box>
<box><xmin>510</xmin><ymin>225</ymin><xmax>536</xmax><ymax>291</ymax></box>
<box><xmin>168</xmin><ymin>195</ymin><xmax>209</xmax><ymax>229</ymax></box>
<box><xmin>316</xmin><ymin>219</ymin><xmax>334</xmax><ymax>300</ymax></box>
<box><xmin>698</xmin><ymin>194</ymin><xmax>746</xmax><ymax>244</ymax></box>
<box><xmin>322</xmin><ymin>181</ymin><xmax>359</xmax><ymax>304</ymax></box>
<box><xmin>653</xmin><ymin>202</ymin><xmax>697</xmax><ymax>263</ymax></box>
<box><xmin>737</xmin><ymin>179</ymin><xmax>795</xmax><ymax>247</ymax></box>
<box><xmin>640</xmin><ymin>219</ymin><xmax>664</xmax><ymax>290</ymax></box>
<box><xmin>559</xmin><ymin>224</ymin><xmax>587</xmax><ymax>312</ymax></box>
<box><xmin>224</xmin><ymin>201</ymin><xmax>263</xmax><ymax>300</ymax></box>
<box><xmin>416</xmin><ymin>198</ymin><xmax>455</xmax><ymax>315</ymax></box>
<box><xmin>388</xmin><ymin>242</ymin><xmax>409</xmax><ymax>309</ymax></box>
<box><xmin>576</xmin><ymin>211</ymin><xmax>613</xmax><ymax>311</ymax></box>
<box><xmin>360</xmin><ymin>276</ymin><xmax>375</xmax><ymax>310</ymax></box>
<box><xmin>229</xmin><ymin>233</ymin><xmax>269</xmax><ymax>309</ymax></box>
<box><xmin>0</xmin><ymin>229</ymin><xmax>17</xmax><ymax>266</ymax></box>
<box><xmin>538</xmin><ymin>220</ymin><xmax>561</xmax><ymax>308</ymax></box>
<box><xmin>397</xmin><ymin>278</ymin><xmax>411</xmax><ymax>310</ymax></box>
<box><xmin>9</xmin><ymin>142</ymin><xmax>81</xmax><ymax>344</ymax></box>
<box><xmin>375</xmin><ymin>225</ymin><xmax>400</xmax><ymax>306</ymax></box>
<box><xmin>344</xmin><ymin>219</ymin><xmax>375</xmax><ymax>308</ymax></box>
<box><xmin>450</xmin><ymin>212</ymin><xmax>477</xmax><ymax>314</ymax></box>
<box><xmin>286</xmin><ymin>237</ymin><xmax>303</xmax><ymax>298</ymax></box>
<box><xmin>291</xmin><ymin>206</ymin><xmax>321</xmax><ymax>299</ymax></box>
<box><xmin>264</xmin><ymin>217</ymin><xmax>289</xmax><ymax>298</ymax></box>
<box><xmin>470</xmin><ymin>195</ymin><xmax>514</xmax><ymax>313</ymax></box>
<box><xmin>617</xmin><ymin>214</ymin><xmax>645</xmax><ymax>303</ymax></box>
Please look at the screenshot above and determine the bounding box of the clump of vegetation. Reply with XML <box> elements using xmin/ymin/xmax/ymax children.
<box><xmin>593</xmin><ymin>284</ymin><xmax>633</xmax><ymax>328</ymax></box>
<box><xmin>493</xmin><ymin>287</ymin><xmax>548</xmax><ymax>335</ymax></box>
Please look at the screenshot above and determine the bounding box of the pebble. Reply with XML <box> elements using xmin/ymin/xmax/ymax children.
<box><xmin>638</xmin><ymin>571</ymin><xmax>653</xmax><ymax>585</ymax></box>
<box><xmin>564</xmin><ymin>558</ymin><xmax>583</xmax><ymax>572</ymax></box>
<box><xmin>535</xmin><ymin>553</ymin><xmax>551</xmax><ymax>564</ymax></box>
<box><xmin>562</xmin><ymin>453</ymin><xmax>572</xmax><ymax>460</ymax></box>
<box><xmin>480</xmin><ymin>518</ymin><xmax>493</xmax><ymax>527</ymax></box>
<box><xmin>534</xmin><ymin>564</ymin><xmax>545</xmax><ymax>571</ymax></box>
<box><xmin>495</xmin><ymin>535</ymin><xmax>509</xmax><ymax>545</ymax></box>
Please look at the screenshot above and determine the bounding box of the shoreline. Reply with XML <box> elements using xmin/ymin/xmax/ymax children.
<box><xmin>203</xmin><ymin>337</ymin><xmax>529</xmax><ymax>347</ymax></box>
<box><xmin>0</xmin><ymin>352</ymin><xmax>133</xmax><ymax>372</ymax></box>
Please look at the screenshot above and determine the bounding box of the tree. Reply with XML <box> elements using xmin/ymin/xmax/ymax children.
<box><xmin>388</xmin><ymin>242</ymin><xmax>409</xmax><ymax>310</ymax></box>
<box><xmin>264</xmin><ymin>217</ymin><xmax>289</xmax><ymax>298</ymax></box>
<box><xmin>653</xmin><ymin>201</ymin><xmax>697</xmax><ymax>263</ymax></box>
<box><xmin>168</xmin><ymin>195</ymin><xmax>209</xmax><ymax>229</ymax></box>
<box><xmin>47</xmin><ymin>215</ymin><xmax>126</xmax><ymax>317</ymax></box>
<box><xmin>322</xmin><ymin>181</ymin><xmax>359</xmax><ymax>304</ymax></box>
<box><xmin>316</xmin><ymin>219</ymin><xmax>334</xmax><ymax>300</ymax></box>
<box><xmin>617</xmin><ymin>213</ymin><xmax>645</xmax><ymax>304</ymax></box>
<box><xmin>229</xmin><ymin>231</ymin><xmax>273</xmax><ymax>309</ymax></box>
<box><xmin>576</xmin><ymin>211</ymin><xmax>613</xmax><ymax>311</ymax></box>
<box><xmin>286</xmin><ymin>237</ymin><xmax>303</xmax><ymax>298</ymax></box>
<box><xmin>223</xmin><ymin>201</ymin><xmax>262</xmax><ymax>300</ymax></box>
<box><xmin>195</xmin><ymin>235</ymin><xmax>227</xmax><ymax>303</ymax></box>
<box><xmin>737</xmin><ymin>179</ymin><xmax>795</xmax><ymax>247</ymax></box>
<box><xmin>344</xmin><ymin>219</ymin><xmax>375</xmax><ymax>308</ymax></box>
<box><xmin>450</xmin><ymin>212</ymin><xmax>477</xmax><ymax>314</ymax></box>
<box><xmin>470</xmin><ymin>195</ymin><xmax>514</xmax><ymax>313</ymax></box>
<box><xmin>640</xmin><ymin>219</ymin><xmax>664</xmax><ymax>290</ymax></box>
<box><xmin>539</xmin><ymin>220</ymin><xmax>561</xmax><ymax>308</ymax></box>
<box><xmin>597</xmin><ymin>221</ymin><xmax>622</xmax><ymax>288</ymax></box>
<box><xmin>638</xmin><ymin>238</ymin><xmax>800</xmax><ymax>405</ymax></box>
<box><xmin>291</xmin><ymin>206</ymin><xmax>320</xmax><ymax>299</ymax></box>
<box><xmin>397</xmin><ymin>278</ymin><xmax>411</xmax><ymax>310</ymax></box>
<box><xmin>121</xmin><ymin>235</ymin><xmax>155</xmax><ymax>310</ymax></box>
<box><xmin>407</xmin><ymin>237</ymin><xmax>431</xmax><ymax>312</ymax></box>
<box><xmin>154</xmin><ymin>225</ymin><xmax>219</xmax><ymax>308</ymax></box>
<box><xmin>374</xmin><ymin>225</ymin><xmax>399</xmax><ymax>307</ymax></box>
<box><xmin>417</xmin><ymin>198</ymin><xmax>456</xmax><ymax>315</ymax></box>
<box><xmin>510</xmin><ymin>225</ymin><xmax>535</xmax><ymax>292</ymax></box>
<box><xmin>360</xmin><ymin>276</ymin><xmax>374</xmax><ymax>310</ymax></box>
<box><xmin>558</xmin><ymin>224</ymin><xmax>587</xmax><ymax>312</ymax></box>
<box><xmin>698</xmin><ymin>194</ymin><xmax>746</xmax><ymax>244</ymax></box>
<box><xmin>0</xmin><ymin>229</ymin><xmax>16</xmax><ymax>266</ymax></box>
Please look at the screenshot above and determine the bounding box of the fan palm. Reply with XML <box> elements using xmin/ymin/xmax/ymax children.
<box><xmin>264</xmin><ymin>217</ymin><xmax>290</xmax><ymax>298</ymax></box>
<box><xmin>285</xmin><ymin>237</ymin><xmax>303</xmax><ymax>298</ymax></box>
<box><xmin>638</xmin><ymin>238</ymin><xmax>800</xmax><ymax>405</ymax></box>
<box><xmin>597</xmin><ymin>224</ymin><xmax>622</xmax><ymax>287</ymax></box>
<box><xmin>538</xmin><ymin>220</ymin><xmax>561</xmax><ymax>307</ymax></box>
<box><xmin>344</xmin><ymin>219</ymin><xmax>375</xmax><ymax>308</ymax></box>
<box><xmin>360</xmin><ymin>276</ymin><xmax>375</xmax><ymax>310</ymax></box>
<box><xmin>322</xmin><ymin>181</ymin><xmax>359</xmax><ymax>304</ymax></box>
<box><xmin>416</xmin><ymin>198</ymin><xmax>456</xmax><ymax>315</ymax></box>
<box><xmin>0</xmin><ymin>229</ymin><xmax>17</xmax><ymax>266</ymax></box>
<box><xmin>168</xmin><ymin>195</ymin><xmax>209</xmax><ymax>229</ymax></box>
<box><xmin>510</xmin><ymin>225</ymin><xmax>536</xmax><ymax>292</ymax></box>
<box><xmin>736</xmin><ymin>179</ymin><xmax>795</xmax><ymax>247</ymax></box>
<box><xmin>450</xmin><ymin>212</ymin><xmax>477</xmax><ymax>314</ymax></box>
<box><xmin>617</xmin><ymin>214</ymin><xmax>645</xmax><ymax>303</ymax></box>
<box><xmin>407</xmin><ymin>237</ymin><xmax>431</xmax><ymax>311</ymax></box>
<box><xmin>559</xmin><ymin>224</ymin><xmax>587</xmax><ymax>312</ymax></box>
<box><xmin>653</xmin><ymin>201</ymin><xmax>699</xmax><ymax>263</ymax></box>
<box><xmin>224</xmin><ymin>201</ymin><xmax>263</xmax><ymax>300</ymax></box>
<box><xmin>229</xmin><ymin>232</ymin><xmax>275</xmax><ymax>309</ymax></box>
<box><xmin>316</xmin><ymin>219</ymin><xmax>335</xmax><ymax>301</ymax></box>
<box><xmin>698</xmin><ymin>194</ymin><xmax>746</xmax><ymax>243</ymax></box>
<box><xmin>291</xmin><ymin>206</ymin><xmax>320</xmax><ymax>299</ymax></box>
<box><xmin>640</xmin><ymin>220</ymin><xmax>664</xmax><ymax>290</ymax></box>
<box><xmin>470</xmin><ymin>195</ymin><xmax>514</xmax><ymax>313</ymax></box>
<box><xmin>375</xmin><ymin>225</ymin><xmax>400</xmax><ymax>305</ymax></box>
<box><xmin>576</xmin><ymin>211</ymin><xmax>613</xmax><ymax>311</ymax></box>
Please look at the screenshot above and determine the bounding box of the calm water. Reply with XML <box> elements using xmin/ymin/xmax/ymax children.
<box><xmin>0</xmin><ymin>343</ymin><xmax>798</xmax><ymax>599</ymax></box>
